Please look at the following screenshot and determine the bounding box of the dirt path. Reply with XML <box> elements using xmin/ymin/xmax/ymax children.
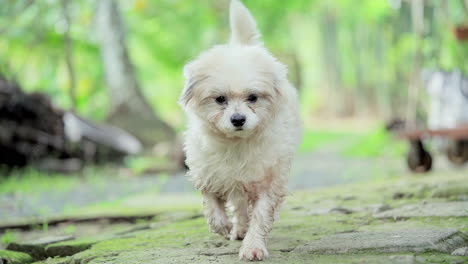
<box><xmin>0</xmin><ymin>143</ymin><xmax>405</xmax><ymax>224</ymax></box>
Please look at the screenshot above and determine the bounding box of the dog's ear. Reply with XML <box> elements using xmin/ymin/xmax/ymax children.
<box><xmin>229</xmin><ymin>0</ymin><xmax>261</xmax><ymax>46</ymax></box>
<box><xmin>179</xmin><ymin>63</ymin><xmax>195</xmax><ymax>107</ymax></box>
<box><xmin>179</xmin><ymin>62</ymin><xmax>209</xmax><ymax>107</ymax></box>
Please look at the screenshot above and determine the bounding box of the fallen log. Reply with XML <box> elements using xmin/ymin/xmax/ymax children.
<box><xmin>0</xmin><ymin>75</ymin><xmax>142</xmax><ymax>172</ymax></box>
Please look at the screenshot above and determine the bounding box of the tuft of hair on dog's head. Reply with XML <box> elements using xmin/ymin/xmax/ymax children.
<box><xmin>229</xmin><ymin>0</ymin><xmax>261</xmax><ymax>46</ymax></box>
<box><xmin>179</xmin><ymin>0</ymin><xmax>289</xmax><ymax>139</ymax></box>
<box><xmin>179</xmin><ymin>0</ymin><xmax>264</xmax><ymax>107</ymax></box>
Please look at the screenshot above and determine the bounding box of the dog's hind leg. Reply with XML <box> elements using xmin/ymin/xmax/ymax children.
<box><xmin>202</xmin><ymin>191</ymin><xmax>232</xmax><ymax>239</ymax></box>
<box><xmin>239</xmin><ymin>169</ymin><xmax>287</xmax><ymax>261</ymax></box>
<box><xmin>228</xmin><ymin>188</ymin><xmax>249</xmax><ymax>241</ymax></box>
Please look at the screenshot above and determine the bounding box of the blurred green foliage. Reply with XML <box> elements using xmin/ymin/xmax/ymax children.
<box><xmin>299</xmin><ymin>126</ymin><xmax>405</xmax><ymax>158</ymax></box>
<box><xmin>299</xmin><ymin>130</ymin><xmax>349</xmax><ymax>153</ymax></box>
<box><xmin>1</xmin><ymin>0</ymin><xmax>467</xmax><ymax>129</ymax></box>
<box><xmin>343</xmin><ymin>127</ymin><xmax>406</xmax><ymax>158</ymax></box>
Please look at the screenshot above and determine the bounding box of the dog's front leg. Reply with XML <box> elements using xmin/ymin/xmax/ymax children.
<box><xmin>239</xmin><ymin>179</ymin><xmax>286</xmax><ymax>261</ymax></box>
<box><xmin>202</xmin><ymin>191</ymin><xmax>232</xmax><ymax>239</ymax></box>
<box><xmin>229</xmin><ymin>190</ymin><xmax>249</xmax><ymax>241</ymax></box>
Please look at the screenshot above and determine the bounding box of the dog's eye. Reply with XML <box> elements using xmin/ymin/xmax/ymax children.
<box><xmin>247</xmin><ymin>94</ymin><xmax>258</xmax><ymax>103</ymax></box>
<box><xmin>215</xmin><ymin>96</ymin><xmax>226</xmax><ymax>104</ymax></box>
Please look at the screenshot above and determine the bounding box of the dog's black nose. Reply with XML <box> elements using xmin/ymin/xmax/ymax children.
<box><xmin>231</xmin><ymin>113</ymin><xmax>246</xmax><ymax>127</ymax></box>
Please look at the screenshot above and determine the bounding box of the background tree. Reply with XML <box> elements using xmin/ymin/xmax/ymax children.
<box><xmin>96</xmin><ymin>0</ymin><xmax>174</xmax><ymax>145</ymax></box>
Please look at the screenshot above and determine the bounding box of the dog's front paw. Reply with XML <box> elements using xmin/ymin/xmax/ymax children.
<box><xmin>208</xmin><ymin>218</ymin><xmax>232</xmax><ymax>239</ymax></box>
<box><xmin>239</xmin><ymin>245</ymin><xmax>269</xmax><ymax>261</ymax></box>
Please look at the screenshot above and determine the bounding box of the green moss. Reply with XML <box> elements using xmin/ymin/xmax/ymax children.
<box><xmin>278</xmin><ymin>171</ymin><xmax>468</xmax><ymax>248</ymax></box>
<box><xmin>414</xmin><ymin>253</ymin><xmax>468</xmax><ymax>264</ymax></box>
<box><xmin>6</xmin><ymin>243</ymin><xmax>48</xmax><ymax>261</ymax></box>
<box><xmin>67</xmin><ymin>209</ymin><xmax>467</xmax><ymax>264</ymax></box>
<box><xmin>44</xmin><ymin>251</ymin><xmax>468</xmax><ymax>264</ymax></box>
<box><xmin>286</xmin><ymin>253</ymin><xmax>468</xmax><ymax>264</ymax></box>
<box><xmin>430</xmin><ymin>184</ymin><xmax>468</xmax><ymax>199</ymax></box>
<box><xmin>45</xmin><ymin>238</ymin><xmax>98</xmax><ymax>258</ymax></box>
<box><xmin>288</xmin><ymin>170</ymin><xmax>468</xmax><ymax>209</ymax></box>
<box><xmin>11</xmin><ymin>163</ymin><xmax>468</xmax><ymax>264</ymax></box>
<box><xmin>274</xmin><ymin>213</ymin><xmax>363</xmax><ymax>242</ymax></box>
<box><xmin>0</xmin><ymin>250</ymin><xmax>33</xmax><ymax>264</ymax></box>
<box><xmin>63</xmin><ymin>217</ymin><xmax>212</xmax><ymax>263</ymax></box>
<box><xmin>31</xmin><ymin>256</ymin><xmax>71</xmax><ymax>264</ymax></box>
<box><xmin>63</xmin><ymin>193</ymin><xmax>202</xmax><ymax>218</ymax></box>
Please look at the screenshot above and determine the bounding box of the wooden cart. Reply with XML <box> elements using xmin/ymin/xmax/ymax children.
<box><xmin>397</xmin><ymin>125</ymin><xmax>468</xmax><ymax>173</ymax></box>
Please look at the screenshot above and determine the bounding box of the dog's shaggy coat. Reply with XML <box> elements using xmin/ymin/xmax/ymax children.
<box><xmin>179</xmin><ymin>0</ymin><xmax>301</xmax><ymax>261</ymax></box>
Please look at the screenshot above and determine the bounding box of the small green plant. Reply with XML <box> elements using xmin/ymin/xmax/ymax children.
<box><xmin>64</xmin><ymin>225</ymin><xmax>77</xmax><ymax>235</ymax></box>
<box><xmin>1</xmin><ymin>230</ymin><xmax>17</xmax><ymax>245</ymax></box>
<box><xmin>42</xmin><ymin>221</ymin><xmax>49</xmax><ymax>233</ymax></box>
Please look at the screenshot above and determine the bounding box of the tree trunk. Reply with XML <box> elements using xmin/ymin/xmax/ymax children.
<box><xmin>405</xmin><ymin>0</ymin><xmax>425</xmax><ymax>130</ymax></box>
<box><xmin>62</xmin><ymin>0</ymin><xmax>77</xmax><ymax>110</ymax></box>
<box><xmin>96</xmin><ymin>0</ymin><xmax>174</xmax><ymax>146</ymax></box>
<box><xmin>319</xmin><ymin>8</ymin><xmax>347</xmax><ymax>116</ymax></box>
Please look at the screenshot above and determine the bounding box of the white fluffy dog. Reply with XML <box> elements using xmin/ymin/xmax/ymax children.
<box><xmin>179</xmin><ymin>0</ymin><xmax>301</xmax><ymax>261</ymax></box>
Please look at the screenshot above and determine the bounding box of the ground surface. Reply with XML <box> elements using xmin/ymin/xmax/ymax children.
<box><xmin>1</xmin><ymin>137</ymin><xmax>467</xmax><ymax>264</ymax></box>
<box><xmin>1</xmin><ymin>167</ymin><xmax>468</xmax><ymax>263</ymax></box>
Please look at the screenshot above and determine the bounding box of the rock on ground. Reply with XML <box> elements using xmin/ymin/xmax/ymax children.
<box><xmin>374</xmin><ymin>201</ymin><xmax>468</xmax><ymax>219</ymax></box>
<box><xmin>6</xmin><ymin>236</ymin><xmax>74</xmax><ymax>260</ymax></box>
<box><xmin>451</xmin><ymin>246</ymin><xmax>468</xmax><ymax>256</ymax></box>
<box><xmin>0</xmin><ymin>249</ymin><xmax>33</xmax><ymax>264</ymax></box>
<box><xmin>293</xmin><ymin>229</ymin><xmax>468</xmax><ymax>254</ymax></box>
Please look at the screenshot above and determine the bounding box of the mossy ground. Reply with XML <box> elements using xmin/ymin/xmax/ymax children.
<box><xmin>0</xmin><ymin>249</ymin><xmax>33</xmax><ymax>264</ymax></box>
<box><xmin>2</xmin><ymin>169</ymin><xmax>465</xmax><ymax>264</ymax></box>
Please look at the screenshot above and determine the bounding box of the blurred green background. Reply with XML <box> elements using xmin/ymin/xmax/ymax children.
<box><xmin>2</xmin><ymin>0</ymin><xmax>467</xmax><ymax>130</ymax></box>
<box><xmin>1</xmin><ymin>0</ymin><xmax>468</xmax><ymax>251</ymax></box>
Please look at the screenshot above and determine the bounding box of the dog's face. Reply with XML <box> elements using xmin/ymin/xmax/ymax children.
<box><xmin>180</xmin><ymin>0</ymin><xmax>287</xmax><ymax>139</ymax></box>
<box><xmin>181</xmin><ymin>46</ymin><xmax>285</xmax><ymax>138</ymax></box>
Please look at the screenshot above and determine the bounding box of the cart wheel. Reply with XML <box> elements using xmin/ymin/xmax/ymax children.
<box><xmin>446</xmin><ymin>140</ymin><xmax>468</xmax><ymax>165</ymax></box>
<box><xmin>406</xmin><ymin>139</ymin><xmax>433</xmax><ymax>173</ymax></box>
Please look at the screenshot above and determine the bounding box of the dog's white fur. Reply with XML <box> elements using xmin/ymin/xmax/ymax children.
<box><xmin>179</xmin><ymin>0</ymin><xmax>301</xmax><ymax>261</ymax></box>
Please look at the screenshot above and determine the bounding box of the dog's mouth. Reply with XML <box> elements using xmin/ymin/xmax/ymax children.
<box><xmin>235</xmin><ymin>128</ymin><xmax>244</xmax><ymax>131</ymax></box>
